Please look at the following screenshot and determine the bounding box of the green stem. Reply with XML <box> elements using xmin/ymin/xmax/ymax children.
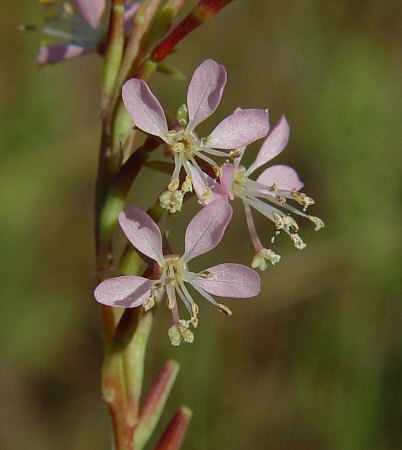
<box><xmin>102</xmin><ymin>0</ymin><xmax>125</xmax><ymax>109</ymax></box>
<box><xmin>109</xmin><ymin>0</ymin><xmax>162</xmax><ymax>114</ymax></box>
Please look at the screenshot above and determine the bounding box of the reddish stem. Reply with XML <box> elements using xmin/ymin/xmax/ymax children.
<box><xmin>151</xmin><ymin>0</ymin><xmax>234</xmax><ymax>62</ymax></box>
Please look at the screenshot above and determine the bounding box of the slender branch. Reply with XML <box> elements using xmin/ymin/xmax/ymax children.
<box><xmin>102</xmin><ymin>0</ymin><xmax>125</xmax><ymax>109</ymax></box>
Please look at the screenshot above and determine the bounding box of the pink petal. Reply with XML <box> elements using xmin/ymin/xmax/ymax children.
<box><xmin>186</xmin><ymin>59</ymin><xmax>227</xmax><ymax>132</ymax></box>
<box><xmin>118</xmin><ymin>207</ymin><xmax>164</xmax><ymax>265</ymax></box>
<box><xmin>219</xmin><ymin>163</ymin><xmax>235</xmax><ymax>200</ymax></box>
<box><xmin>74</xmin><ymin>0</ymin><xmax>106</xmax><ymax>28</ymax></box>
<box><xmin>94</xmin><ymin>276</ymin><xmax>153</xmax><ymax>307</ymax></box>
<box><xmin>187</xmin><ymin>164</ymin><xmax>228</xmax><ymax>205</ymax></box>
<box><xmin>122</xmin><ymin>79</ymin><xmax>168</xmax><ymax>139</ymax></box>
<box><xmin>37</xmin><ymin>44</ymin><xmax>88</xmax><ymax>65</ymax></box>
<box><xmin>248</xmin><ymin>115</ymin><xmax>290</xmax><ymax>174</ymax></box>
<box><xmin>257</xmin><ymin>165</ymin><xmax>304</xmax><ymax>191</ymax></box>
<box><xmin>192</xmin><ymin>263</ymin><xmax>260</xmax><ymax>298</ymax></box>
<box><xmin>207</xmin><ymin>109</ymin><xmax>269</xmax><ymax>149</ymax></box>
<box><xmin>182</xmin><ymin>201</ymin><xmax>232</xmax><ymax>262</ymax></box>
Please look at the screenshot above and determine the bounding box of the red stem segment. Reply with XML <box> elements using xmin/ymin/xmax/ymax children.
<box><xmin>152</xmin><ymin>0</ymin><xmax>234</xmax><ymax>62</ymax></box>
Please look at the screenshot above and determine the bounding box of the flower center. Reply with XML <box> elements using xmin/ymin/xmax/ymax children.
<box><xmin>162</xmin><ymin>255</ymin><xmax>188</xmax><ymax>284</ymax></box>
<box><xmin>165</xmin><ymin>130</ymin><xmax>200</xmax><ymax>160</ymax></box>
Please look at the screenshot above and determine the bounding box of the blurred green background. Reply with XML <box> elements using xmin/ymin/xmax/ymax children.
<box><xmin>1</xmin><ymin>1</ymin><xmax>401</xmax><ymax>449</ymax></box>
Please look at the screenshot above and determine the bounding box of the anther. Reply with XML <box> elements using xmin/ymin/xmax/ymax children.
<box><xmin>308</xmin><ymin>215</ymin><xmax>325</xmax><ymax>231</ymax></box>
<box><xmin>290</xmin><ymin>233</ymin><xmax>306</xmax><ymax>250</ymax></box>
<box><xmin>172</xmin><ymin>142</ymin><xmax>185</xmax><ymax>154</ymax></box>
<box><xmin>168</xmin><ymin>178</ymin><xmax>180</xmax><ymax>192</ymax></box>
<box><xmin>191</xmin><ymin>303</ymin><xmax>199</xmax><ymax>317</ymax></box>
<box><xmin>273</xmin><ymin>212</ymin><xmax>284</xmax><ymax>230</ymax></box>
<box><xmin>283</xmin><ymin>216</ymin><xmax>299</xmax><ymax>232</ymax></box>
<box><xmin>143</xmin><ymin>296</ymin><xmax>155</xmax><ymax>312</ymax></box>
<box><xmin>167</xmin><ymin>295</ymin><xmax>175</xmax><ymax>310</ymax></box>
<box><xmin>181</xmin><ymin>176</ymin><xmax>192</xmax><ymax>193</ymax></box>
<box><xmin>199</xmin><ymin>271</ymin><xmax>212</xmax><ymax>279</ymax></box>
<box><xmin>218</xmin><ymin>304</ymin><xmax>233</xmax><ymax>316</ymax></box>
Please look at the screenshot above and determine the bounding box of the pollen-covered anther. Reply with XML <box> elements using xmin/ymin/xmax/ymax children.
<box><xmin>166</xmin><ymin>294</ymin><xmax>175</xmax><ymax>310</ymax></box>
<box><xmin>290</xmin><ymin>233</ymin><xmax>306</xmax><ymax>250</ymax></box>
<box><xmin>172</xmin><ymin>142</ymin><xmax>185</xmax><ymax>154</ymax></box>
<box><xmin>283</xmin><ymin>216</ymin><xmax>299</xmax><ymax>232</ymax></box>
<box><xmin>191</xmin><ymin>302</ymin><xmax>199</xmax><ymax>317</ymax></box>
<box><xmin>218</xmin><ymin>304</ymin><xmax>233</xmax><ymax>316</ymax></box>
<box><xmin>269</xmin><ymin>182</ymin><xmax>278</xmax><ymax>193</ymax></box>
<box><xmin>278</xmin><ymin>196</ymin><xmax>286</xmax><ymax>204</ymax></box>
<box><xmin>292</xmin><ymin>191</ymin><xmax>315</xmax><ymax>210</ymax></box>
<box><xmin>308</xmin><ymin>215</ymin><xmax>325</xmax><ymax>231</ymax></box>
<box><xmin>159</xmin><ymin>190</ymin><xmax>184</xmax><ymax>213</ymax></box>
<box><xmin>168</xmin><ymin>320</ymin><xmax>194</xmax><ymax>346</ymax></box>
<box><xmin>165</xmin><ymin>130</ymin><xmax>178</xmax><ymax>140</ymax></box>
<box><xmin>181</xmin><ymin>176</ymin><xmax>192</xmax><ymax>193</ymax></box>
<box><xmin>143</xmin><ymin>296</ymin><xmax>155</xmax><ymax>312</ymax></box>
<box><xmin>252</xmin><ymin>248</ymin><xmax>281</xmax><ymax>271</ymax></box>
<box><xmin>273</xmin><ymin>212</ymin><xmax>285</xmax><ymax>230</ymax></box>
<box><xmin>168</xmin><ymin>178</ymin><xmax>180</xmax><ymax>192</ymax></box>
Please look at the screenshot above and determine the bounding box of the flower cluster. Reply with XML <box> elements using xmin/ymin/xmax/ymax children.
<box><xmin>95</xmin><ymin>59</ymin><xmax>324</xmax><ymax>345</ymax></box>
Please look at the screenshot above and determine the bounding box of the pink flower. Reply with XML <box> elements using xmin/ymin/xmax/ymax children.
<box><xmin>94</xmin><ymin>201</ymin><xmax>260</xmax><ymax>345</ymax></box>
<box><xmin>197</xmin><ymin>115</ymin><xmax>324</xmax><ymax>270</ymax></box>
<box><xmin>122</xmin><ymin>59</ymin><xmax>270</xmax><ymax>209</ymax></box>
<box><xmin>32</xmin><ymin>0</ymin><xmax>139</xmax><ymax>65</ymax></box>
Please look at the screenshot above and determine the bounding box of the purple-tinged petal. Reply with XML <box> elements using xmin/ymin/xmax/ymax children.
<box><xmin>118</xmin><ymin>207</ymin><xmax>164</xmax><ymax>265</ymax></box>
<box><xmin>187</xmin><ymin>164</ymin><xmax>228</xmax><ymax>205</ymax></box>
<box><xmin>94</xmin><ymin>276</ymin><xmax>153</xmax><ymax>307</ymax></box>
<box><xmin>186</xmin><ymin>59</ymin><xmax>227</xmax><ymax>132</ymax></box>
<box><xmin>182</xmin><ymin>201</ymin><xmax>232</xmax><ymax>262</ymax></box>
<box><xmin>37</xmin><ymin>44</ymin><xmax>88</xmax><ymax>65</ymax></box>
<box><xmin>219</xmin><ymin>163</ymin><xmax>235</xmax><ymax>200</ymax></box>
<box><xmin>247</xmin><ymin>115</ymin><xmax>290</xmax><ymax>174</ymax></box>
<box><xmin>74</xmin><ymin>0</ymin><xmax>106</xmax><ymax>28</ymax></box>
<box><xmin>192</xmin><ymin>263</ymin><xmax>260</xmax><ymax>298</ymax></box>
<box><xmin>257</xmin><ymin>164</ymin><xmax>304</xmax><ymax>191</ymax></box>
<box><xmin>207</xmin><ymin>109</ymin><xmax>269</xmax><ymax>149</ymax></box>
<box><xmin>122</xmin><ymin>79</ymin><xmax>169</xmax><ymax>139</ymax></box>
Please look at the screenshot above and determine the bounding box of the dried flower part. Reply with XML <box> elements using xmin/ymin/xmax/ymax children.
<box><xmin>94</xmin><ymin>201</ymin><xmax>261</xmax><ymax>345</ymax></box>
